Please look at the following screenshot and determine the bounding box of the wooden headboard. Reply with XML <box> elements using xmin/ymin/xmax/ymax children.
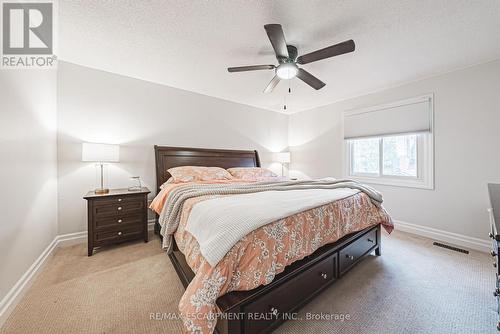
<box><xmin>154</xmin><ymin>146</ymin><xmax>261</xmax><ymax>192</ymax></box>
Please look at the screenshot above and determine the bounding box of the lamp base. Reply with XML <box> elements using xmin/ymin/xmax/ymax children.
<box><xmin>94</xmin><ymin>188</ymin><xmax>109</xmax><ymax>195</ymax></box>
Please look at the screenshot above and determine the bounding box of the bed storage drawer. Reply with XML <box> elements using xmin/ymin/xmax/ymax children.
<box><xmin>243</xmin><ymin>255</ymin><xmax>336</xmax><ymax>334</ymax></box>
<box><xmin>339</xmin><ymin>229</ymin><xmax>377</xmax><ymax>275</ymax></box>
<box><xmin>212</xmin><ymin>225</ymin><xmax>381</xmax><ymax>334</ymax></box>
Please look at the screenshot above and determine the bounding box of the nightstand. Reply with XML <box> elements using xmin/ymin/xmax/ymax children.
<box><xmin>84</xmin><ymin>187</ymin><xmax>151</xmax><ymax>256</ymax></box>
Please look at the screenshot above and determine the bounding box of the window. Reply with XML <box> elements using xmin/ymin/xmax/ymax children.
<box><xmin>344</xmin><ymin>95</ymin><xmax>434</xmax><ymax>189</ymax></box>
<box><xmin>351</xmin><ymin>137</ymin><xmax>380</xmax><ymax>175</ymax></box>
<box><xmin>382</xmin><ymin>134</ymin><xmax>417</xmax><ymax>177</ymax></box>
<box><xmin>346</xmin><ymin>133</ymin><xmax>432</xmax><ymax>188</ymax></box>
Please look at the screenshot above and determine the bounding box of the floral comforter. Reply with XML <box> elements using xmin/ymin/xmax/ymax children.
<box><xmin>151</xmin><ymin>181</ymin><xmax>393</xmax><ymax>333</ymax></box>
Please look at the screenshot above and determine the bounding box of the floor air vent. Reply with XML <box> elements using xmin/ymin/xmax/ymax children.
<box><xmin>432</xmin><ymin>242</ymin><xmax>469</xmax><ymax>254</ymax></box>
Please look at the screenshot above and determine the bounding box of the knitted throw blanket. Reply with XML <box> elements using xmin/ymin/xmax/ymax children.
<box><xmin>158</xmin><ymin>179</ymin><xmax>384</xmax><ymax>255</ymax></box>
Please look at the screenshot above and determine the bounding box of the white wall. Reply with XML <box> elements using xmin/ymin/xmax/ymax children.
<box><xmin>0</xmin><ymin>70</ymin><xmax>58</xmax><ymax>306</ymax></box>
<box><xmin>57</xmin><ymin>62</ymin><xmax>289</xmax><ymax>234</ymax></box>
<box><xmin>289</xmin><ymin>59</ymin><xmax>500</xmax><ymax>241</ymax></box>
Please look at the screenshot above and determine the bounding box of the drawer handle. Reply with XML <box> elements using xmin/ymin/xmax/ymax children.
<box><xmin>346</xmin><ymin>254</ymin><xmax>354</xmax><ymax>260</ymax></box>
<box><xmin>367</xmin><ymin>238</ymin><xmax>374</xmax><ymax>243</ymax></box>
<box><xmin>118</xmin><ymin>198</ymin><xmax>123</xmax><ymax>202</ymax></box>
<box><xmin>117</xmin><ymin>207</ymin><xmax>122</xmax><ymax>211</ymax></box>
<box><xmin>494</xmin><ymin>262</ymin><xmax>497</xmax><ymax>268</ymax></box>
<box><xmin>320</xmin><ymin>273</ymin><xmax>328</xmax><ymax>280</ymax></box>
<box><xmin>117</xmin><ymin>231</ymin><xmax>122</xmax><ymax>236</ymax></box>
<box><xmin>494</xmin><ymin>289</ymin><xmax>500</xmax><ymax>297</ymax></box>
<box><xmin>117</xmin><ymin>219</ymin><xmax>122</xmax><ymax>223</ymax></box>
<box><xmin>492</xmin><ymin>250</ymin><xmax>497</xmax><ymax>257</ymax></box>
<box><xmin>269</xmin><ymin>307</ymin><xmax>278</xmax><ymax>316</ymax></box>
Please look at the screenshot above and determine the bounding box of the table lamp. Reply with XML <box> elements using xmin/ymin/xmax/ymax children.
<box><xmin>274</xmin><ymin>152</ymin><xmax>291</xmax><ymax>177</ymax></box>
<box><xmin>82</xmin><ymin>143</ymin><xmax>120</xmax><ymax>194</ymax></box>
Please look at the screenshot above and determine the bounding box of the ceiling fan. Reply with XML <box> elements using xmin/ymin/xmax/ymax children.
<box><xmin>227</xmin><ymin>24</ymin><xmax>355</xmax><ymax>93</ymax></box>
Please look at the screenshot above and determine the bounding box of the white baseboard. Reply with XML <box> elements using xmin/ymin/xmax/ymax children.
<box><xmin>148</xmin><ymin>220</ymin><xmax>156</xmax><ymax>230</ymax></box>
<box><xmin>0</xmin><ymin>236</ymin><xmax>58</xmax><ymax>327</ymax></box>
<box><xmin>0</xmin><ymin>219</ymin><xmax>158</xmax><ymax>328</ymax></box>
<box><xmin>56</xmin><ymin>231</ymin><xmax>87</xmax><ymax>247</ymax></box>
<box><xmin>393</xmin><ymin>220</ymin><xmax>490</xmax><ymax>253</ymax></box>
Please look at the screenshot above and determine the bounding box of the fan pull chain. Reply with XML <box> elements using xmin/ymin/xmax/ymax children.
<box><xmin>284</xmin><ymin>80</ymin><xmax>292</xmax><ymax>111</ymax></box>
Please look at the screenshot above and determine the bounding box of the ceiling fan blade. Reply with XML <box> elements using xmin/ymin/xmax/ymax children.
<box><xmin>263</xmin><ymin>75</ymin><xmax>281</xmax><ymax>93</ymax></box>
<box><xmin>227</xmin><ymin>65</ymin><xmax>275</xmax><ymax>72</ymax></box>
<box><xmin>297</xmin><ymin>39</ymin><xmax>355</xmax><ymax>65</ymax></box>
<box><xmin>264</xmin><ymin>24</ymin><xmax>289</xmax><ymax>60</ymax></box>
<box><xmin>296</xmin><ymin>68</ymin><xmax>325</xmax><ymax>90</ymax></box>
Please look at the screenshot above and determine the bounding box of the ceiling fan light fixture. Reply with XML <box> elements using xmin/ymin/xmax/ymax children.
<box><xmin>276</xmin><ymin>63</ymin><xmax>298</xmax><ymax>80</ymax></box>
<box><xmin>227</xmin><ymin>24</ymin><xmax>355</xmax><ymax>92</ymax></box>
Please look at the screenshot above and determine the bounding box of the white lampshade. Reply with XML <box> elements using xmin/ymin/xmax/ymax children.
<box><xmin>82</xmin><ymin>143</ymin><xmax>120</xmax><ymax>162</ymax></box>
<box><xmin>274</xmin><ymin>152</ymin><xmax>291</xmax><ymax>164</ymax></box>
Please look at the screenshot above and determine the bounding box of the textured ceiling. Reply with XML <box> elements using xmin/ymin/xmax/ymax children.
<box><xmin>59</xmin><ymin>0</ymin><xmax>500</xmax><ymax>113</ymax></box>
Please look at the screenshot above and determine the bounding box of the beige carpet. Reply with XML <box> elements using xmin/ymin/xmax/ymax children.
<box><xmin>0</xmin><ymin>230</ymin><xmax>497</xmax><ymax>334</ymax></box>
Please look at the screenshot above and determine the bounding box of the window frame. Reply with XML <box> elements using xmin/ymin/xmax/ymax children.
<box><xmin>345</xmin><ymin>132</ymin><xmax>434</xmax><ymax>189</ymax></box>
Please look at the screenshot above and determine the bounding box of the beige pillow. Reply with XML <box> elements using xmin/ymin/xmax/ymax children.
<box><xmin>167</xmin><ymin>166</ymin><xmax>233</xmax><ymax>183</ymax></box>
<box><xmin>227</xmin><ymin>167</ymin><xmax>277</xmax><ymax>180</ymax></box>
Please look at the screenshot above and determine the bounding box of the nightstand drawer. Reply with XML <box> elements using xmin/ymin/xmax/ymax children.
<box><xmin>93</xmin><ymin>195</ymin><xmax>144</xmax><ymax>207</ymax></box>
<box><xmin>93</xmin><ymin>201</ymin><xmax>144</xmax><ymax>217</ymax></box>
<box><xmin>94</xmin><ymin>214</ymin><xmax>143</xmax><ymax>230</ymax></box>
<box><xmin>94</xmin><ymin>224</ymin><xmax>144</xmax><ymax>242</ymax></box>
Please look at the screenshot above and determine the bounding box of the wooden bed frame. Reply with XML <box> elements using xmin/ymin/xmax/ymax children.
<box><xmin>154</xmin><ymin>145</ymin><xmax>382</xmax><ymax>334</ymax></box>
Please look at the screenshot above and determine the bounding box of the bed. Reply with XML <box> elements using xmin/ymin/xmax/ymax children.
<box><xmin>153</xmin><ymin>145</ymin><xmax>393</xmax><ymax>334</ymax></box>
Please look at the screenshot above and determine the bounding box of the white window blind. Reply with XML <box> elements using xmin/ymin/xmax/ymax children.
<box><xmin>344</xmin><ymin>95</ymin><xmax>433</xmax><ymax>139</ymax></box>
